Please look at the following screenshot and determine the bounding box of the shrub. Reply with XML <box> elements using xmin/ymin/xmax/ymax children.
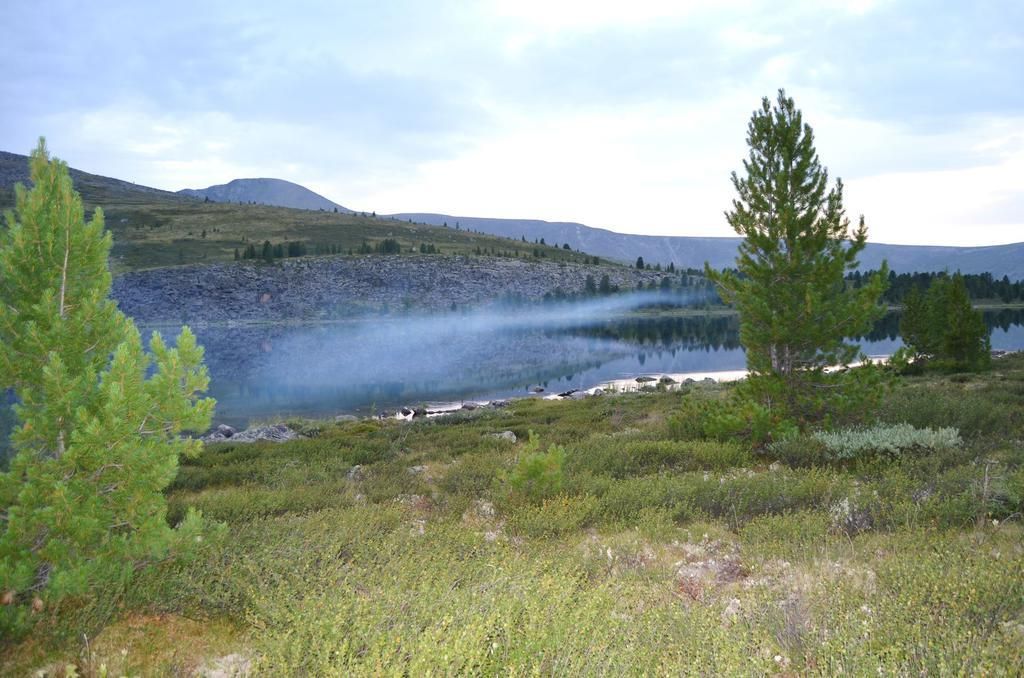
<box><xmin>503</xmin><ymin>431</ymin><xmax>566</xmax><ymax>503</ymax></box>
<box><xmin>877</xmin><ymin>385</ymin><xmax>1017</xmax><ymax>438</ymax></box>
<box><xmin>506</xmin><ymin>495</ymin><xmax>597</xmax><ymax>538</ymax></box>
<box><xmin>739</xmin><ymin>510</ymin><xmax>831</xmax><ymax>560</ymax></box>
<box><xmin>590</xmin><ymin>469</ymin><xmax>844</xmax><ymax>528</ymax></box>
<box><xmin>813</xmin><ymin>423</ymin><xmax>961</xmax><ymax>461</ymax></box>
<box><xmin>569</xmin><ymin>438</ymin><xmax>751</xmax><ymax>478</ymax></box>
<box><xmin>592</xmin><ymin>476</ymin><xmax>694</xmax><ymax>526</ymax></box>
<box><xmin>440</xmin><ymin>452</ymin><xmax>505</xmax><ymax>497</ymax></box>
<box><xmin>168</xmin><ymin>482</ymin><xmax>354</xmax><ymax>524</ymax></box>
<box><xmin>668</xmin><ymin>393</ymin><xmax>796</xmax><ymax>447</ymax></box>
<box><xmin>766</xmin><ymin>435</ymin><xmax>828</xmax><ymax>468</ymax></box>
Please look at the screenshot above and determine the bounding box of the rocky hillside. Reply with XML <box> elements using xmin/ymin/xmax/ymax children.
<box><xmin>112</xmin><ymin>255</ymin><xmax>670</xmax><ymax>324</ymax></box>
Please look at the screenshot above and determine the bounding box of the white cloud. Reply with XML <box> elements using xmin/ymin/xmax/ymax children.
<box><xmin>847</xmin><ymin>150</ymin><xmax>1024</xmax><ymax>246</ymax></box>
<box><xmin>3</xmin><ymin>1</ymin><xmax>1021</xmax><ymax>247</ymax></box>
<box><xmin>717</xmin><ymin>26</ymin><xmax>784</xmax><ymax>50</ymax></box>
<box><xmin>489</xmin><ymin>0</ymin><xmax>720</xmax><ymax>33</ymax></box>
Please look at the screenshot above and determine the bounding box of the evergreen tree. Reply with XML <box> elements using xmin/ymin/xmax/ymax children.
<box><xmin>900</xmin><ymin>274</ymin><xmax>990</xmax><ymax>371</ymax></box>
<box><xmin>261</xmin><ymin>240</ymin><xmax>273</xmax><ymax>263</ymax></box>
<box><xmin>898</xmin><ymin>285</ymin><xmax>931</xmax><ymax>359</ymax></box>
<box><xmin>940</xmin><ymin>274</ymin><xmax>990</xmax><ymax>370</ymax></box>
<box><xmin>635</xmin><ymin>256</ymin><xmax>645</xmax><ymax>270</ymax></box>
<box><xmin>0</xmin><ymin>141</ymin><xmax>214</xmax><ymax>629</ymax></box>
<box><xmin>706</xmin><ymin>91</ymin><xmax>888</xmax><ymax>423</ymax></box>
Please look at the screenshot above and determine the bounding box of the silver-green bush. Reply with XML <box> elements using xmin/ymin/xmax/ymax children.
<box><xmin>813</xmin><ymin>423</ymin><xmax>961</xmax><ymax>460</ymax></box>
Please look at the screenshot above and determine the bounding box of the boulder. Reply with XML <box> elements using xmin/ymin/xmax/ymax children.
<box><xmin>229</xmin><ymin>424</ymin><xmax>303</xmax><ymax>443</ymax></box>
<box><xmin>201</xmin><ymin>423</ymin><xmax>239</xmax><ymax>443</ymax></box>
<box><xmin>473</xmin><ymin>499</ymin><xmax>496</xmax><ymax>519</ymax></box>
<box><xmin>196</xmin><ymin>653</ymin><xmax>253</xmax><ymax>678</ymax></box>
<box><xmin>334</xmin><ymin>414</ymin><xmax>358</xmax><ymax>423</ymax></box>
<box><xmin>635</xmin><ymin>376</ymin><xmax>657</xmax><ymax>383</ymax></box>
<box><xmin>489</xmin><ymin>431</ymin><xmax>517</xmax><ymax>443</ymax></box>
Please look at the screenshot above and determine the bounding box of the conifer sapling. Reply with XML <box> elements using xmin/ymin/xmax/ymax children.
<box><xmin>0</xmin><ymin>140</ymin><xmax>215</xmax><ymax>629</ymax></box>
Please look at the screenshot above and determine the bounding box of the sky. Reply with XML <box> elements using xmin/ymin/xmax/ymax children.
<box><xmin>2</xmin><ymin>0</ymin><xmax>1022</xmax><ymax>246</ymax></box>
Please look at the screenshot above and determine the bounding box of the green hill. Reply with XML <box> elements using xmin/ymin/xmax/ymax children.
<box><xmin>0</xmin><ymin>151</ymin><xmax>603</xmax><ymax>274</ymax></box>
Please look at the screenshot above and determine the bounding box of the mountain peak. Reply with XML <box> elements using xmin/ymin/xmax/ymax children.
<box><xmin>178</xmin><ymin>178</ymin><xmax>352</xmax><ymax>212</ymax></box>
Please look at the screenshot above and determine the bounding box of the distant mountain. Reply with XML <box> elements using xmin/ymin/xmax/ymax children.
<box><xmin>391</xmin><ymin>213</ymin><xmax>1024</xmax><ymax>281</ymax></box>
<box><xmin>3</xmin><ymin>147</ymin><xmax>1019</xmax><ymax>280</ymax></box>
<box><xmin>0</xmin><ymin>150</ymin><xmax>187</xmax><ymax>205</ymax></box>
<box><xmin>178</xmin><ymin>178</ymin><xmax>352</xmax><ymax>213</ymax></box>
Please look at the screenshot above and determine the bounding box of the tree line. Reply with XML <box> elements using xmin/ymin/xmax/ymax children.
<box><xmin>235</xmin><ymin>239</ymin><xmax>446</xmax><ymax>262</ymax></box>
<box><xmin>849</xmin><ymin>269</ymin><xmax>1024</xmax><ymax>304</ymax></box>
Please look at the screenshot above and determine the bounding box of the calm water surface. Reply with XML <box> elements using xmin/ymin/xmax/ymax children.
<box><xmin>176</xmin><ymin>308</ymin><xmax>1024</xmax><ymax>426</ymax></box>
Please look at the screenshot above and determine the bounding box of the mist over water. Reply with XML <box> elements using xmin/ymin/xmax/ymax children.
<box><xmin>168</xmin><ymin>301</ymin><xmax>1024</xmax><ymax>426</ymax></box>
<box><xmin>262</xmin><ymin>290</ymin><xmax>698</xmax><ymax>386</ymax></box>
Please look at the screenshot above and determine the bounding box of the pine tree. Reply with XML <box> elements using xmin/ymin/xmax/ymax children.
<box><xmin>900</xmin><ymin>274</ymin><xmax>990</xmax><ymax>371</ymax></box>
<box><xmin>706</xmin><ymin>91</ymin><xmax>888</xmax><ymax>422</ymax></box>
<box><xmin>898</xmin><ymin>285</ymin><xmax>931</xmax><ymax>359</ymax></box>
<box><xmin>0</xmin><ymin>141</ymin><xmax>214</xmax><ymax>630</ymax></box>
<box><xmin>939</xmin><ymin>274</ymin><xmax>990</xmax><ymax>370</ymax></box>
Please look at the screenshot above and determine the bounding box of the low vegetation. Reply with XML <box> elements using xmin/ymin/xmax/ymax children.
<box><xmin>2</xmin><ymin>353</ymin><xmax>1023</xmax><ymax>674</ymax></box>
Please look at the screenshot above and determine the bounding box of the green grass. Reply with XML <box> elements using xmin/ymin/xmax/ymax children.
<box><xmin>100</xmin><ymin>200</ymin><xmax>603</xmax><ymax>273</ymax></box>
<box><xmin>4</xmin><ymin>355</ymin><xmax>1024</xmax><ymax>675</ymax></box>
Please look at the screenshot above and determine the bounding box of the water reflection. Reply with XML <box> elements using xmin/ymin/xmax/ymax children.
<box><xmin>183</xmin><ymin>308</ymin><xmax>1023</xmax><ymax>425</ymax></box>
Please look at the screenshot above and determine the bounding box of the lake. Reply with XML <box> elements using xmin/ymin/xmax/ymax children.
<box><xmin>175</xmin><ymin>306</ymin><xmax>1024</xmax><ymax>426</ymax></box>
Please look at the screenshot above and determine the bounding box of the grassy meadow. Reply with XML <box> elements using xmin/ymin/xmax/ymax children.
<box><xmin>4</xmin><ymin>354</ymin><xmax>1024</xmax><ymax>675</ymax></box>
<box><xmin>99</xmin><ymin>200</ymin><xmax>600</xmax><ymax>273</ymax></box>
